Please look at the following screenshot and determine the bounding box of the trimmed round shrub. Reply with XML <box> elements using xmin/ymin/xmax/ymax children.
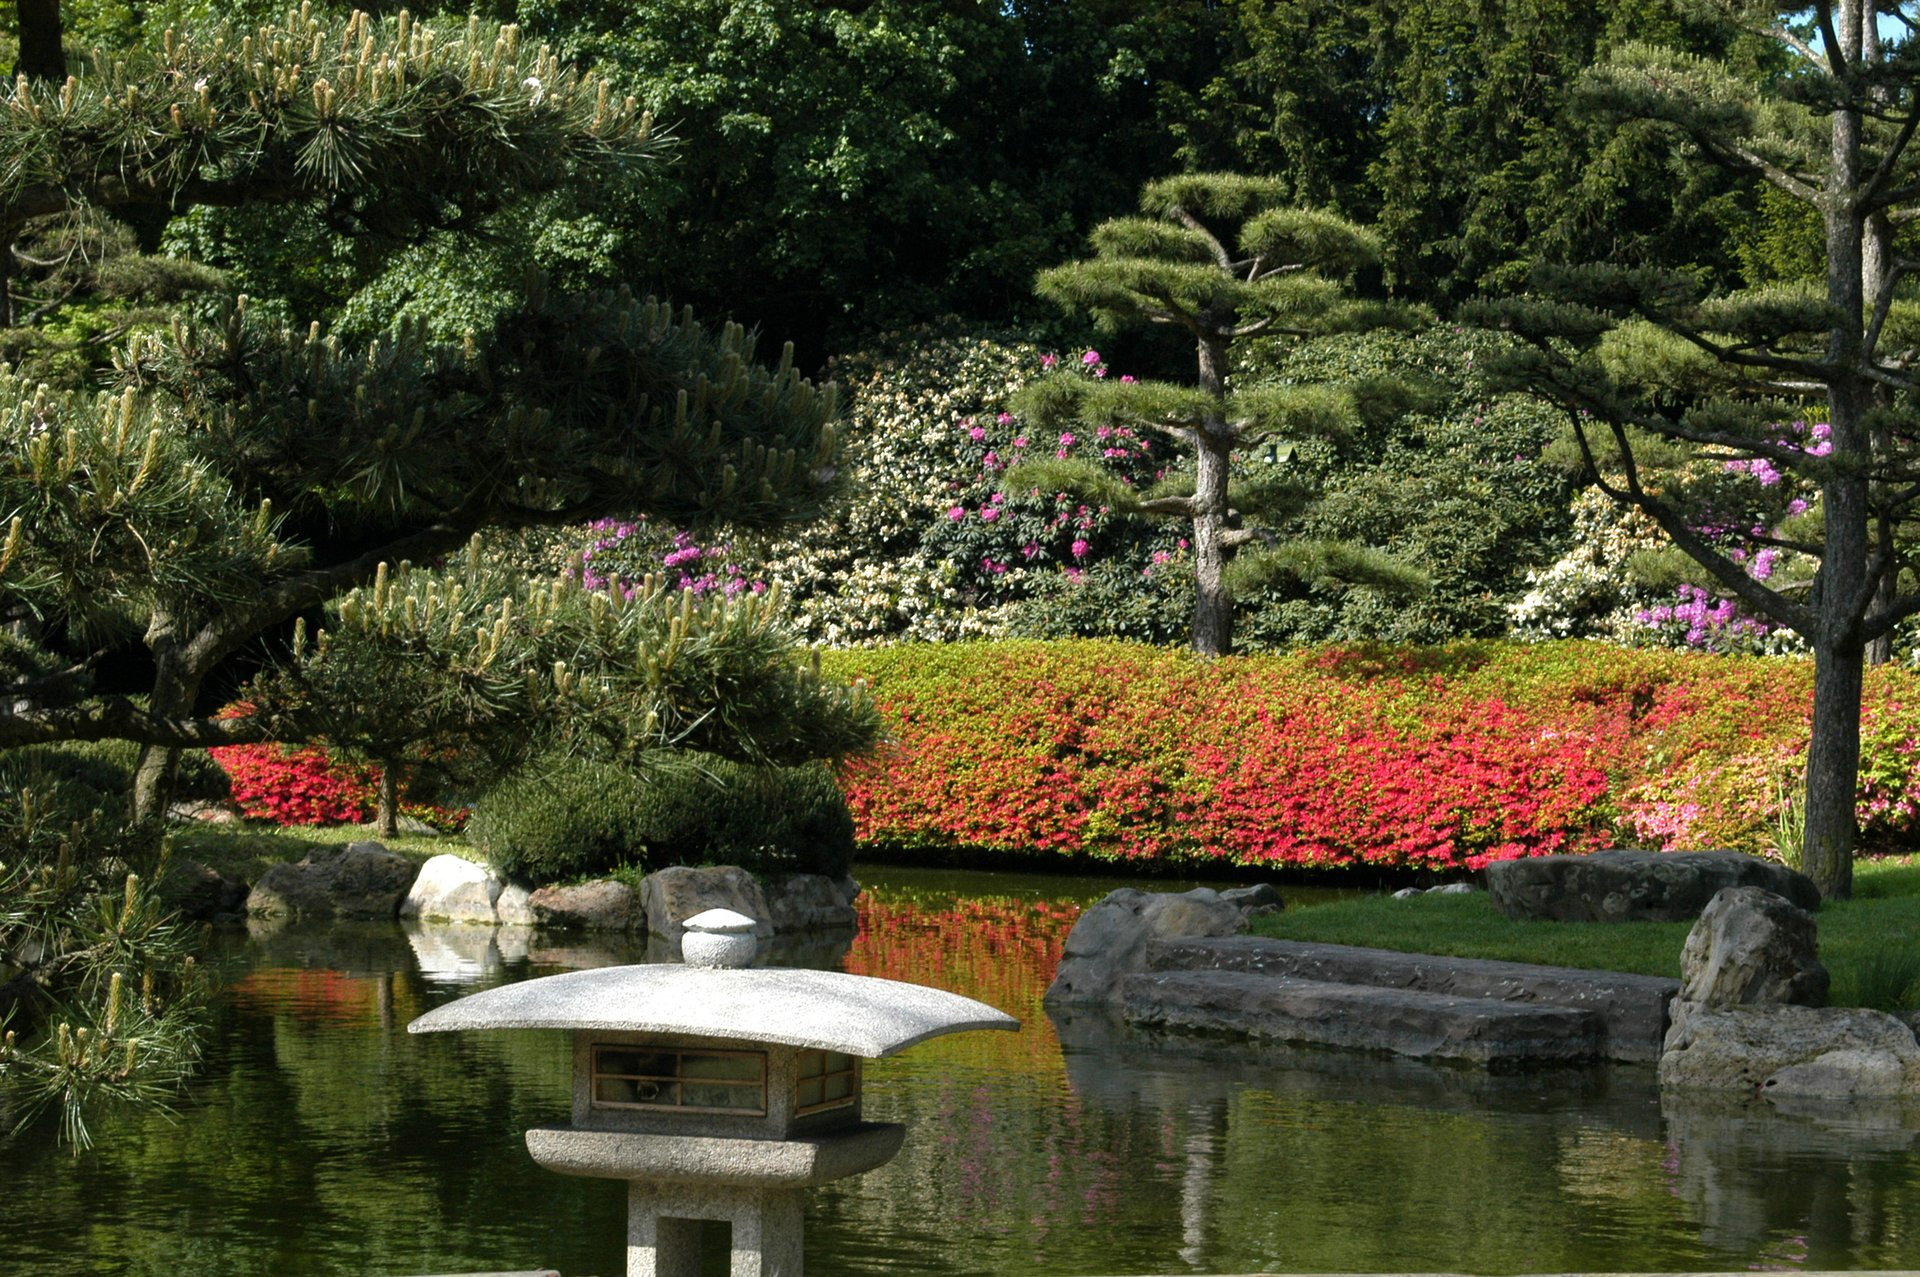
<box><xmin>631</xmin><ymin>755</ymin><xmax>856</xmax><ymax>881</ymax></box>
<box><xmin>467</xmin><ymin>751</ymin><xmax>855</xmax><ymax>884</ymax></box>
<box><xmin>464</xmin><ymin>754</ymin><xmax>652</xmax><ymax>883</ymax></box>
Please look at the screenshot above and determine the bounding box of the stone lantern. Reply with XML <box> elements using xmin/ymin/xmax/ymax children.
<box><xmin>408</xmin><ymin>908</ymin><xmax>1018</xmax><ymax>1277</ymax></box>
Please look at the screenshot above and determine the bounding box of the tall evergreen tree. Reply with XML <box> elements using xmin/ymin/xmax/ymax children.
<box><xmin>1012</xmin><ymin>173</ymin><xmax>1426</xmax><ymax>655</ymax></box>
<box><xmin>1476</xmin><ymin>0</ymin><xmax>1920</xmax><ymax>899</ymax></box>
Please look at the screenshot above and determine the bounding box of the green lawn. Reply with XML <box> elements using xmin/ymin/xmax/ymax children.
<box><xmin>1253</xmin><ymin>854</ymin><xmax>1920</xmax><ymax>1010</ymax></box>
<box><xmin>166</xmin><ymin>821</ymin><xmax>453</xmax><ymax>885</ymax></box>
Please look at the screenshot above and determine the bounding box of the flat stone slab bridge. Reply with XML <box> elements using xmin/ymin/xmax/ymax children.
<box><xmin>1120</xmin><ymin>937</ymin><xmax>1680</xmax><ymax>1069</ymax></box>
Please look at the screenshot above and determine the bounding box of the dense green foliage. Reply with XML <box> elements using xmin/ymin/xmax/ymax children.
<box><xmin>465</xmin><ymin>750</ymin><xmax>854</xmax><ymax>883</ymax></box>
<box><xmin>1234</xmin><ymin>327</ymin><xmax>1573</xmax><ymax>645</ymax></box>
<box><xmin>1190</xmin><ymin>0</ymin><xmax>1784</xmax><ymax>305</ymax></box>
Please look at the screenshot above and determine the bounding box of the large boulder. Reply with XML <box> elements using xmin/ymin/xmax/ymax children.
<box><xmin>527</xmin><ymin>879</ymin><xmax>640</xmax><ymax>932</ymax></box>
<box><xmin>400</xmin><ymin>854</ymin><xmax>507</xmax><ymax>925</ymax></box>
<box><xmin>1044</xmin><ymin>887</ymin><xmax>1252</xmax><ymax>1007</ymax></box>
<box><xmin>1654</xmin><ymin>886</ymin><xmax>1911</xmax><ymax>1097</ymax></box>
<box><xmin>639</xmin><ymin>865</ymin><xmax>774</xmax><ymax>941</ymax></box>
<box><xmin>1660</xmin><ymin>1002</ymin><xmax>1920</xmax><ymax>1096</ymax></box>
<box><xmin>246</xmin><ymin>841</ymin><xmax>416</xmax><ymax>920</ymax></box>
<box><xmin>159</xmin><ymin>858</ymin><xmax>250</xmax><ymax>922</ymax></box>
<box><xmin>1486</xmin><ymin>850</ymin><xmax>1819</xmax><ymax>923</ymax></box>
<box><xmin>495</xmin><ymin>882</ymin><xmax>535</xmax><ymax>926</ymax></box>
<box><xmin>1676</xmin><ymin>886</ymin><xmax>1829</xmax><ymax>1009</ymax></box>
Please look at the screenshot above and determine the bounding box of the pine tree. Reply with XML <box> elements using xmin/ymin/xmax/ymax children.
<box><xmin>0</xmin><ymin>8</ymin><xmax>658</xmax><ymax>330</ymax></box>
<box><xmin>1013</xmin><ymin>172</ymin><xmax>1428</xmax><ymax>655</ymax></box>
<box><xmin>0</xmin><ymin>277</ymin><xmax>855</xmax><ymax>826</ymax></box>
<box><xmin>244</xmin><ymin>544</ymin><xmax>877</xmax><ymax>837</ymax></box>
<box><xmin>1474</xmin><ymin>0</ymin><xmax>1920</xmax><ymax>899</ymax></box>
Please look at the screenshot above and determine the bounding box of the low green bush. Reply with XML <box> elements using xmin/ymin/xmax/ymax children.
<box><xmin>464</xmin><ymin>754</ymin><xmax>654</xmax><ymax>883</ymax></box>
<box><xmin>630</xmin><ymin>754</ymin><xmax>856</xmax><ymax>880</ymax></box>
<box><xmin>467</xmin><ymin>751</ymin><xmax>855</xmax><ymax>884</ymax></box>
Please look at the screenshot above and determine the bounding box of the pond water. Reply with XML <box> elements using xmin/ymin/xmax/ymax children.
<box><xmin>7</xmin><ymin>865</ymin><xmax>1920</xmax><ymax>1276</ymax></box>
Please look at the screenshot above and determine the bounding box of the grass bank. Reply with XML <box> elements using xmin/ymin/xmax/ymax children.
<box><xmin>166</xmin><ymin>822</ymin><xmax>449</xmax><ymax>885</ymax></box>
<box><xmin>1255</xmin><ymin>854</ymin><xmax>1920</xmax><ymax>1010</ymax></box>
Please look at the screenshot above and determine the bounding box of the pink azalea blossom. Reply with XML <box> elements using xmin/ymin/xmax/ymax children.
<box><xmin>1081</xmin><ymin>350</ymin><xmax>1101</xmax><ymax>365</ymax></box>
<box><xmin>947</xmin><ymin>506</ymin><xmax>966</xmax><ymax>521</ymax></box>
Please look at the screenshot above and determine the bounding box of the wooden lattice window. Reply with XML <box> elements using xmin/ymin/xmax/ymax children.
<box><xmin>794</xmin><ymin>1049</ymin><xmax>859</xmax><ymax>1115</ymax></box>
<box><xmin>592</xmin><ymin>1046</ymin><xmax>767</xmax><ymax>1115</ymax></box>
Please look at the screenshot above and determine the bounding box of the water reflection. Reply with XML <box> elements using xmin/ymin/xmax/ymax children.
<box><xmin>5</xmin><ymin>870</ymin><xmax>1920</xmax><ymax>1277</ymax></box>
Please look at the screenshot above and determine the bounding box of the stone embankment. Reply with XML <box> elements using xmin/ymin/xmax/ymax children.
<box><xmin>1047</xmin><ymin>885</ymin><xmax>1679</xmax><ymax>1070</ymax></box>
<box><xmin>232</xmin><ymin>844</ymin><xmax>858</xmax><ymax>954</ymax></box>
<box><xmin>1055</xmin><ymin>853</ymin><xmax>1920</xmax><ymax>1096</ymax></box>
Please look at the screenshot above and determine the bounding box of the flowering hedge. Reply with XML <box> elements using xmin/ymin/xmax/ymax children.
<box><xmin>826</xmin><ymin>639</ymin><xmax>1920</xmax><ymax>871</ymax></box>
<box><xmin>211</xmin><ymin>733</ymin><xmax>468</xmax><ymax>830</ymax></box>
<box><xmin>210</xmin><ymin>741</ymin><xmax>379</xmax><ymax>826</ymax></box>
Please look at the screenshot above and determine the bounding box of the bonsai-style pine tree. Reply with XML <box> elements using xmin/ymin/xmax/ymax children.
<box><xmin>1474</xmin><ymin>1</ymin><xmax>1920</xmax><ymax>899</ymax></box>
<box><xmin>0</xmin><ymin>279</ymin><xmax>854</xmax><ymax>825</ymax></box>
<box><xmin>1013</xmin><ymin>172</ymin><xmax>1427</xmax><ymax>655</ymax></box>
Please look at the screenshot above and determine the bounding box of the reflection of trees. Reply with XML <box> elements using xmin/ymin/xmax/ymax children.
<box><xmin>15</xmin><ymin>904</ymin><xmax>1920</xmax><ymax>1274</ymax></box>
<box><xmin>1660</xmin><ymin>1092</ymin><xmax>1920</xmax><ymax>1267</ymax></box>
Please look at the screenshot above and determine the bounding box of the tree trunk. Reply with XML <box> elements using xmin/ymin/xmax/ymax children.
<box><xmin>1803</xmin><ymin>43</ymin><xmax>1867</xmax><ymax>901</ymax></box>
<box><xmin>131</xmin><ymin>672</ymin><xmax>197</xmax><ymax>828</ymax></box>
<box><xmin>1861</xmin><ymin>12</ymin><xmax>1894</xmax><ymax>666</ymax></box>
<box><xmin>1190</xmin><ymin>335</ymin><xmax>1234</xmax><ymax>657</ymax></box>
<box><xmin>14</xmin><ymin>0</ymin><xmax>65</xmax><ymax>83</ymax></box>
<box><xmin>1804</xmin><ymin>630</ymin><xmax>1862</xmax><ymax>900</ymax></box>
<box><xmin>376</xmin><ymin>763</ymin><xmax>398</xmax><ymax>838</ymax></box>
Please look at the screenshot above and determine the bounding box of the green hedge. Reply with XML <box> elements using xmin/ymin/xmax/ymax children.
<box><xmin>466</xmin><ymin>751</ymin><xmax>855</xmax><ymax>884</ymax></box>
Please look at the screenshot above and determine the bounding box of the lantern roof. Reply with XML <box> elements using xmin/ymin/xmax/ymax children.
<box><xmin>407</xmin><ymin>964</ymin><xmax>1017</xmax><ymax>1057</ymax></box>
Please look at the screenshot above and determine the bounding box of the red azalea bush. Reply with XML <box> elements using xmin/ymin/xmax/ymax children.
<box><xmin>210</xmin><ymin>740</ymin><xmax>379</xmax><ymax>826</ymax></box>
<box><xmin>825</xmin><ymin>639</ymin><xmax>1920</xmax><ymax>871</ymax></box>
<box><xmin>210</xmin><ymin>707</ymin><xmax>469</xmax><ymax>830</ymax></box>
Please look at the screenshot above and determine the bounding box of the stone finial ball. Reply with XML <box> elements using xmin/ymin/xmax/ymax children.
<box><xmin>681</xmin><ymin>907</ymin><xmax>760</xmax><ymax>968</ymax></box>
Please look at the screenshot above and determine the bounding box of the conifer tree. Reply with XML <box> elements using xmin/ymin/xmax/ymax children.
<box><xmin>0</xmin><ymin>277</ymin><xmax>854</xmax><ymax>827</ymax></box>
<box><xmin>1475</xmin><ymin>1</ymin><xmax>1920</xmax><ymax>898</ymax></box>
<box><xmin>1014</xmin><ymin>172</ymin><xmax>1427</xmax><ymax>655</ymax></box>
<box><xmin>0</xmin><ymin>8</ymin><xmax>658</xmax><ymax>329</ymax></box>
